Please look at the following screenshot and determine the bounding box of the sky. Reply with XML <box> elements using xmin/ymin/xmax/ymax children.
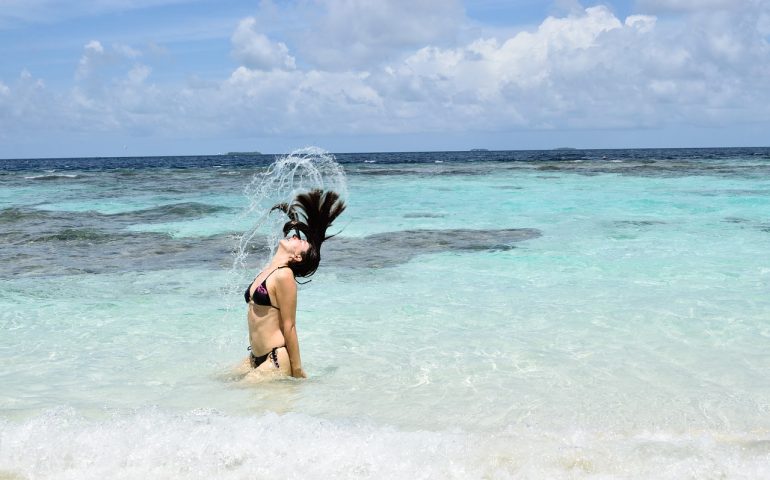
<box><xmin>1</xmin><ymin>0</ymin><xmax>769</xmax><ymax>158</ymax></box>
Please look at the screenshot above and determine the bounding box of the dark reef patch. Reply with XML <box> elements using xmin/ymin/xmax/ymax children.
<box><xmin>111</xmin><ymin>202</ymin><xmax>234</xmax><ymax>223</ymax></box>
<box><xmin>1</xmin><ymin>227</ymin><xmax>541</xmax><ymax>277</ymax></box>
<box><xmin>723</xmin><ymin>217</ymin><xmax>751</xmax><ymax>224</ymax></box>
<box><xmin>0</xmin><ymin>231</ymin><xmax>271</xmax><ymax>278</ymax></box>
<box><xmin>39</xmin><ymin>228</ymin><xmax>115</xmax><ymax>242</ymax></box>
<box><xmin>323</xmin><ymin>228</ymin><xmax>541</xmax><ymax>269</ymax></box>
<box><xmin>0</xmin><ymin>207</ymin><xmax>50</xmax><ymax>224</ymax></box>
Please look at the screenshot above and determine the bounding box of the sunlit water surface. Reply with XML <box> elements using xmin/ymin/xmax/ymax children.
<box><xmin>1</xmin><ymin>148</ymin><xmax>769</xmax><ymax>478</ymax></box>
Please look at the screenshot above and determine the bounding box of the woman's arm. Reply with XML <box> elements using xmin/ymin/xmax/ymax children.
<box><xmin>274</xmin><ymin>269</ymin><xmax>306</xmax><ymax>378</ymax></box>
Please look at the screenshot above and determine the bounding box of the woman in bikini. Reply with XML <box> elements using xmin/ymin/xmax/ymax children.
<box><xmin>242</xmin><ymin>189</ymin><xmax>345</xmax><ymax>379</ymax></box>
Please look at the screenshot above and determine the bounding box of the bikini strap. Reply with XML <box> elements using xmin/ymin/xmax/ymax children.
<box><xmin>263</xmin><ymin>265</ymin><xmax>290</xmax><ymax>282</ymax></box>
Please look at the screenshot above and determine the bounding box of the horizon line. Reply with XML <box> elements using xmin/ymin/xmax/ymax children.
<box><xmin>2</xmin><ymin>145</ymin><xmax>769</xmax><ymax>162</ymax></box>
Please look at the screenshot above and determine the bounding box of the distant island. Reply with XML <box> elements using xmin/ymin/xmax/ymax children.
<box><xmin>227</xmin><ymin>151</ymin><xmax>262</xmax><ymax>155</ymax></box>
<box><xmin>553</xmin><ymin>147</ymin><xmax>577</xmax><ymax>151</ymax></box>
<box><xmin>470</xmin><ymin>148</ymin><xmax>489</xmax><ymax>152</ymax></box>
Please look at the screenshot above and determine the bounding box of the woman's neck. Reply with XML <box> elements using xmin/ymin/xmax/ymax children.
<box><xmin>266</xmin><ymin>252</ymin><xmax>291</xmax><ymax>271</ymax></box>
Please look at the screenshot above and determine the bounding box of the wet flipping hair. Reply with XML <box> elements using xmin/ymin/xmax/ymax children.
<box><xmin>271</xmin><ymin>189</ymin><xmax>346</xmax><ymax>278</ymax></box>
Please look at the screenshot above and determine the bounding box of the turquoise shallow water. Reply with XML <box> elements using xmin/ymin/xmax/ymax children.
<box><xmin>1</xmin><ymin>149</ymin><xmax>770</xmax><ymax>478</ymax></box>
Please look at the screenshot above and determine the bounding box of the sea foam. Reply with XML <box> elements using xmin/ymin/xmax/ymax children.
<box><xmin>1</xmin><ymin>408</ymin><xmax>768</xmax><ymax>479</ymax></box>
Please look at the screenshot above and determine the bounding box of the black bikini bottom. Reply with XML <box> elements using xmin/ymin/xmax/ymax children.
<box><xmin>249</xmin><ymin>346</ymin><xmax>282</xmax><ymax>369</ymax></box>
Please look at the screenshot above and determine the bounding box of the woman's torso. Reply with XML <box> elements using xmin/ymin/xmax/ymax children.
<box><xmin>245</xmin><ymin>269</ymin><xmax>287</xmax><ymax>355</ymax></box>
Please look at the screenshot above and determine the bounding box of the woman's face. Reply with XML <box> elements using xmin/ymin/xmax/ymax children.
<box><xmin>281</xmin><ymin>234</ymin><xmax>310</xmax><ymax>257</ymax></box>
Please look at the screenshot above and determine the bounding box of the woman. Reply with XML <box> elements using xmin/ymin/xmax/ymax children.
<box><xmin>242</xmin><ymin>189</ymin><xmax>345</xmax><ymax>379</ymax></box>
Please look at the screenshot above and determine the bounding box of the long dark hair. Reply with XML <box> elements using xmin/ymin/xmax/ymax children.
<box><xmin>272</xmin><ymin>189</ymin><xmax>346</xmax><ymax>278</ymax></box>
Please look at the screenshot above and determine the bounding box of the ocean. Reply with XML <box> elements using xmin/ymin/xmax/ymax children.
<box><xmin>1</xmin><ymin>147</ymin><xmax>769</xmax><ymax>478</ymax></box>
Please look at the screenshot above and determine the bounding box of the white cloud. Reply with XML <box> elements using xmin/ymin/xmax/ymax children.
<box><xmin>113</xmin><ymin>44</ymin><xmax>142</xmax><ymax>59</ymax></box>
<box><xmin>84</xmin><ymin>40</ymin><xmax>104</xmax><ymax>54</ymax></box>
<box><xmin>625</xmin><ymin>15</ymin><xmax>656</xmax><ymax>32</ymax></box>
<box><xmin>76</xmin><ymin>40</ymin><xmax>148</xmax><ymax>80</ymax></box>
<box><xmin>231</xmin><ymin>17</ymin><xmax>296</xmax><ymax>71</ymax></box>
<box><xmin>0</xmin><ymin>70</ymin><xmax>57</xmax><ymax>140</ymax></box>
<box><xmin>0</xmin><ymin>42</ymin><xmax>158</xmax><ymax>139</ymax></box>
<box><xmin>19</xmin><ymin>69</ymin><xmax>45</xmax><ymax>88</ymax></box>
<box><xmin>220</xmin><ymin>67</ymin><xmax>383</xmax><ymax>134</ymax></box>
<box><xmin>4</xmin><ymin>2</ymin><xmax>770</xmax><ymax>147</ymax></box>
<box><xmin>76</xmin><ymin>40</ymin><xmax>106</xmax><ymax>79</ymax></box>
<box><xmin>378</xmin><ymin>3</ymin><xmax>770</xmax><ymax>129</ymax></box>
<box><xmin>377</xmin><ymin>6</ymin><xmax>638</xmax><ymax>128</ymax></box>
<box><xmin>268</xmin><ymin>0</ymin><xmax>466</xmax><ymax>70</ymax></box>
<box><xmin>127</xmin><ymin>64</ymin><xmax>151</xmax><ymax>84</ymax></box>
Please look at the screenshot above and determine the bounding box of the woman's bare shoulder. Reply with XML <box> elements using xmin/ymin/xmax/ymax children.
<box><xmin>274</xmin><ymin>267</ymin><xmax>297</xmax><ymax>285</ymax></box>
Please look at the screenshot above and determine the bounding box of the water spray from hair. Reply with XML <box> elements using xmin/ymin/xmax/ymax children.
<box><xmin>223</xmin><ymin>147</ymin><xmax>348</xmax><ymax>311</ymax></box>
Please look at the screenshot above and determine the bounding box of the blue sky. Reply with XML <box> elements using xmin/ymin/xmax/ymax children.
<box><xmin>1</xmin><ymin>0</ymin><xmax>768</xmax><ymax>158</ymax></box>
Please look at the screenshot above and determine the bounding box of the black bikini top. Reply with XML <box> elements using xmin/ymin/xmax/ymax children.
<box><xmin>244</xmin><ymin>266</ymin><xmax>289</xmax><ymax>308</ymax></box>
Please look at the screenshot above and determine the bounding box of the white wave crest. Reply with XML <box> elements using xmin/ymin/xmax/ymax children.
<box><xmin>1</xmin><ymin>408</ymin><xmax>769</xmax><ymax>480</ymax></box>
<box><xmin>23</xmin><ymin>173</ymin><xmax>80</xmax><ymax>180</ymax></box>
